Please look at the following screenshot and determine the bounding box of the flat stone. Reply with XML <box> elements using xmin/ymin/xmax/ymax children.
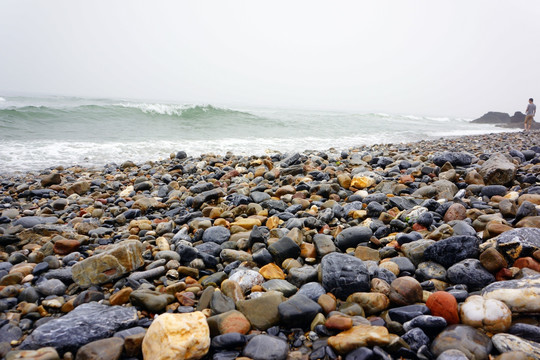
<box><xmin>480</xmin><ymin>247</ymin><xmax>508</xmax><ymax>273</ymax></box>
<box><xmin>482</xmin><ymin>275</ymin><xmax>540</xmax><ymax>313</ymax></box>
<box><xmin>313</xmin><ymin>234</ymin><xmax>336</xmax><ymax>257</ymax></box>
<box><xmin>287</xmin><ymin>265</ymin><xmax>318</xmax><ymax>288</ymax></box>
<box><xmin>328</xmin><ymin>324</ymin><xmax>391</xmax><ymax>355</ymax></box>
<box><xmin>75</xmin><ymin>337</ymin><xmax>124</xmax><ymax>360</ymax></box>
<box><xmin>415</xmin><ymin>261</ymin><xmax>447</xmax><ymax>281</ymax></box>
<box><xmin>72</xmin><ymin>240</ymin><xmax>144</xmax><ymax>287</ymax></box>
<box><xmin>436</xmin><ymin>349</ymin><xmax>469</xmax><ymax>360</ymax></box>
<box><xmin>0</xmin><ymin>323</ymin><xmax>22</xmax><ymax>344</ymax></box>
<box><xmin>402</xmin><ymin>327</ymin><xmax>430</xmax><ymax>352</ymax></box>
<box><xmin>207</xmin><ymin>310</ymin><xmax>251</xmax><ymax>336</ymax></box>
<box><xmin>335</xmin><ymin>226</ymin><xmax>373</xmax><ymax>251</ymax></box>
<box><xmin>19</xmin><ymin>303</ymin><xmax>138</xmax><ymax>353</ymax></box>
<box><xmin>261</xmin><ymin>279</ymin><xmax>297</xmax><ymax>297</ymax></box>
<box><xmin>130</xmin><ymin>289</ymin><xmax>174</xmax><ymax>313</ymax></box>
<box><xmin>401</xmin><ymin>239</ymin><xmax>436</xmax><ymax>267</ymax></box>
<box><xmin>5</xmin><ymin>347</ymin><xmax>60</xmax><ymax>360</ymax></box>
<box><xmin>36</xmin><ymin>278</ymin><xmax>66</xmax><ymax>296</ymax></box>
<box><xmin>492</xmin><ymin>333</ymin><xmax>540</xmax><ymax>359</ymax></box>
<box><xmin>388</xmin><ymin>304</ymin><xmax>430</xmax><ymax>323</ymax></box>
<box><xmin>403</xmin><ymin>315</ymin><xmax>447</xmax><ymax>337</ymax></box>
<box><xmin>236</xmin><ymin>291</ymin><xmax>284</xmax><ymax>330</ymax></box>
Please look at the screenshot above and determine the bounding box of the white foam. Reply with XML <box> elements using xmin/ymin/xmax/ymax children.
<box><xmin>0</xmin><ymin>97</ymin><xmax>5</xmax><ymax>102</ymax></box>
<box><xmin>404</xmin><ymin>115</ymin><xmax>422</xmax><ymax>120</ymax></box>
<box><xmin>114</xmin><ymin>102</ymin><xmax>193</xmax><ymax>116</ymax></box>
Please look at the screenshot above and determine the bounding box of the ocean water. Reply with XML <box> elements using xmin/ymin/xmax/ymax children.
<box><xmin>0</xmin><ymin>95</ymin><xmax>511</xmax><ymax>173</ymax></box>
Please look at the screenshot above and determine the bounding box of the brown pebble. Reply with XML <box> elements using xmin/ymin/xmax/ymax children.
<box><xmin>480</xmin><ymin>247</ymin><xmax>508</xmax><ymax>273</ymax></box>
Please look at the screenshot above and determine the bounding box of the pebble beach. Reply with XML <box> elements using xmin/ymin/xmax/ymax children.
<box><xmin>1</xmin><ymin>130</ymin><xmax>540</xmax><ymax>360</ymax></box>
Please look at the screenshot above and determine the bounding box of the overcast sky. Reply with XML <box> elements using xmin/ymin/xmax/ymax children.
<box><xmin>1</xmin><ymin>1</ymin><xmax>539</xmax><ymax>117</ymax></box>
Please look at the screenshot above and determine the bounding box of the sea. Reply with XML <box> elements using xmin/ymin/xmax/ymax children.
<box><xmin>0</xmin><ymin>95</ymin><xmax>513</xmax><ymax>174</ymax></box>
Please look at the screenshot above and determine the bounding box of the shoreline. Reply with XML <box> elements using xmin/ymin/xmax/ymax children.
<box><xmin>1</xmin><ymin>130</ymin><xmax>540</xmax><ymax>359</ymax></box>
<box><xmin>0</xmin><ymin>129</ymin><xmax>526</xmax><ymax>177</ymax></box>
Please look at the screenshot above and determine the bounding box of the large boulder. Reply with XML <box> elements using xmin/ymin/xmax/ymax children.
<box><xmin>479</xmin><ymin>153</ymin><xmax>517</xmax><ymax>185</ymax></box>
<box><xmin>72</xmin><ymin>240</ymin><xmax>144</xmax><ymax>287</ymax></box>
<box><xmin>472</xmin><ymin>112</ymin><xmax>511</xmax><ymax>124</ymax></box>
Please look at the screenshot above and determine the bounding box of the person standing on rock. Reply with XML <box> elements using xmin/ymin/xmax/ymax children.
<box><xmin>524</xmin><ymin>98</ymin><xmax>536</xmax><ymax>131</ymax></box>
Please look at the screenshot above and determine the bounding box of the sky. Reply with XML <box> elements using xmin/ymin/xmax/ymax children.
<box><xmin>1</xmin><ymin>1</ymin><xmax>539</xmax><ymax>117</ymax></box>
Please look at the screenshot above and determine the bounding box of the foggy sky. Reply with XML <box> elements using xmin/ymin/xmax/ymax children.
<box><xmin>1</xmin><ymin>0</ymin><xmax>539</xmax><ymax>117</ymax></box>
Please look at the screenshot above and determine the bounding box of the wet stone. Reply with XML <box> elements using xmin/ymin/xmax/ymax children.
<box><xmin>278</xmin><ymin>294</ymin><xmax>322</xmax><ymax>329</ymax></box>
<box><xmin>296</xmin><ymin>282</ymin><xmax>326</xmax><ymax>302</ymax></box>
<box><xmin>19</xmin><ymin>303</ymin><xmax>138</xmax><ymax>353</ymax></box>
<box><xmin>424</xmin><ymin>235</ymin><xmax>480</xmax><ymax>268</ymax></box>
<box><xmin>431</xmin><ymin>325</ymin><xmax>492</xmax><ymax>360</ymax></box>
<box><xmin>203</xmin><ymin>226</ymin><xmax>231</xmax><ymax>245</ymax></box>
<box><xmin>261</xmin><ymin>279</ymin><xmax>298</xmax><ymax>297</ymax></box>
<box><xmin>388</xmin><ymin>304</ymin><xmax>430</xmax><ymax>324</ymax></box>
<box><xmin>447</xmin><ymin>259</ymin><xmax>495</xmax><ymax>291</ymax></box>
<box><xmin>402</xmin><ymin>327</ymin><xmax>430</xmax><ymax>352</ymax></box>
<box><xmin>242</xmin><ymin>334</ymin><xmax>288</xmax><ymax>360</ymax></box>
<box><xmin>321</xmin><ymin>253</ymin><xmax>370</xmax><ymax>300</ymax></box>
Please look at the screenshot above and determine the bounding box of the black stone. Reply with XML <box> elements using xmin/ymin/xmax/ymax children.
<box><xmin>508</xmin><ymin>323</ymin><xmax>540</xmax><ymax>343</ymax></box>
<box><xmin>424</xmin><ymin>235</ymin><xmax>480</xmax><ymax>268</ymax></box>
<box><xmin>335</xmin><ymin>226</ymin><xmax>372</xmax><ymax>251</ymax></box>
<box><xmin>402</xmin><ymin>327</ymin><xmax>430</xmax><ymax>352</ymax></box>
<box><xmin>252</xmin><ymin>248</ymin><xmax>273</xmax><ymax>266</ymax></box>
<box><xmin>388</xmin><ymin>304</ymin><xmax>430</xmax><ymax>323</ymax></box>
<box><xmin>403</xmin><ymin>315</ymin><xmax>447</xmax><ymax>338</ymax></box>
<box><xmin>268</xmin><ymin>236</ymin><xmax>301</xmax><ymax>265</ymax></box>
<box><xmin>278</xmin><ymin>294</ymin><xmax>321</xmax><ymax>330</ymax></box>
<box><xmin>321</xmin><ymin>253</ymin><xmax>370</xmax><ymax>300</ymax></box>
<box><xmin>19</xmin><ymin>303</ymin><xmax>138</xmax><ymax>353</ymax></box>
<box><xmin>447</xmin><ymin>259</ymin><xmax>495</xmax><ymax>291</ymax></box>
<box><xmin>480</xmin><ymin>185</ymin><xmax>507</xmax><ymax>198</ymax></box>
<box><xmin>211</xmin><ymin>332</ymin><xmax>247</xmax><ymax>349</ymax></box>
<box><xmin>432</xmin><ymin>152</ymin><xmax>473</xmax><ymax>167</ymax></box>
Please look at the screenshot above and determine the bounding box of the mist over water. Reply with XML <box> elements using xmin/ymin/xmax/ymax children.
<box><xmin>0</xmin><ymin>96</ymin><xmax>515</xmax><ymax>173</ymax></box>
